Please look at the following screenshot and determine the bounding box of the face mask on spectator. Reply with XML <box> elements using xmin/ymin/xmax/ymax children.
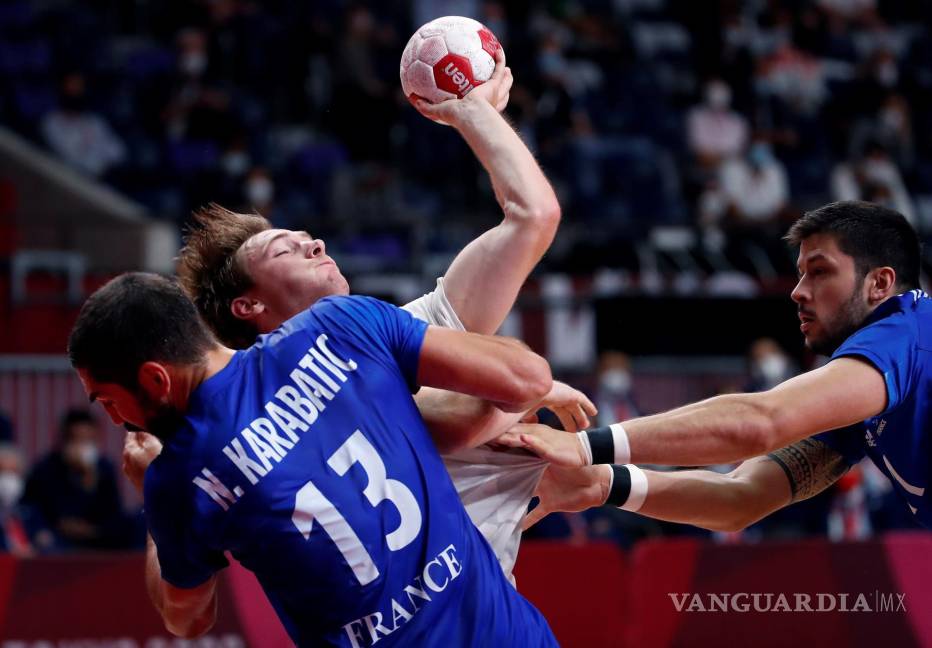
<box><xmin>877</xmin><ymin>62</ymin><xmax>898</xmax><ymax>87</ymax></box>
<box><xmin>65</xmin><ymin>441</ymin><xmax>98</xmax><ymax>469</ymax></box>
<box><xmin>862</xmin><ymin>158</ymin><xmax>896</xmax><ymax>185</ymax></box>
<box><xmin>755</xmin><ymin>354</ymin><xmax>788</xmax><ymax>384</ymax></box>
<box><xmin>748</xmin><ymin>143</ymin><xmax>773</xmax><ymax>167</ymax></box>
<box><xmin>247</xmin><ymin>177</ymin><xmax>274</xmax><ymax>207</ymax></box>
<box><xmin>705</xmin><ymin>82</ymin><xmax>731</xmax><ymax>110</ymax></box>
<box><xmin>222</xmin><ymin>151</ymin><xmax>250</xmax><ymax>176</ymax></box>
<box><xmin>0</xmin><ymin>472</ymin><xmax>23</xmax><ymax>509</ymax></box>
<box><xmin>180</xmin><ymin>52</ymin><xmax>207</xmax><ymax>78</ymax></box>
<box><xmin>880</xmin><ymin>107</ymin><xmax>905</xmax><ymax>132</ymax></box>
<box><xmin>600</xmin><ymin>369</ymin><xmax>632</xmax><ymax>395</ymax></box>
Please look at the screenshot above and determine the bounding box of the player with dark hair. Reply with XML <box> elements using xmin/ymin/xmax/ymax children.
<box><xmin>174</xmin><ymin>52</ymin><xmax>596</xmax><ymax>582</ymax></box>
<box><xmin>70</xmin><ymin>272</ymin><xmax>559</xmax><ymax>645</ymax></box>
<box><xmin>504</xmin><ymin>201</ymin><xmax>932</xmax><ymax>533</ymax></box>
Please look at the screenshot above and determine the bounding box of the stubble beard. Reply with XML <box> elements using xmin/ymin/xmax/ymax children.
<box><xmin>806</xmin><ymin>281</ymin><xmax>871</xmax><ymax>356</ymax></box>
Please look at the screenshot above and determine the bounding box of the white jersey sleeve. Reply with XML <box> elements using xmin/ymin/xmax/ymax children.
<box><xmin>403</xmin><ymin>277</ymin><xmax>547</xmax><ymax>584</ymax></box>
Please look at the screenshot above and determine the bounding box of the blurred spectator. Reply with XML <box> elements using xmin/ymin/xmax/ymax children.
<box><xmin>594</xmin><ymin>351</ymin><xmax>641</xmax><ymax>426</ymax></box>
<box><xmin>831</xmin><ymin>141</ymin><xmax>915</xmax><ymax>224</ymax></box>
<box><xmin>817</xmin><ymin>0</ymin><xmax>879</xmax><ymax>26</ymax></box>
<box><xmin>850</xmin><ymin>94</ymin><xmax>914</xmax><ymax>172</ymax></box>
<box><xmin>719</xmin><ymin>139</ymin><xmax>789</xmax><ymax>226</ymax></box>
<box><xmin>756</xmin><ymin>39</ymin><xmax>827</xmax><ymax>116</ymax></box>
<box><xmin>745</xmin><ymin>337</ymin><xmax>798</xmax><ymax>392</ymax></box>
<box><xmin>163</xmin><ymin>28</ymin><xmax>237</xmax><ymax>144</ymax></box>
<box><xmin>40</xmin><ymin>72</ymin><xmax>127</xmax><ymax>177</ymax></box>
<box><xmin>686</xmin><ymin>80</ymin><xmax>749</xmax><ymax>169</ymax></box>
<box><xmin>331</xmin><ymin>6</ymin><xmax>398</xmax><ymax>163</ymax></box>
<box><xmin>0</xmin><ymin>444</ymin><xmax>52</xmax><ymax>556</ymax></box>
<box><xmin>243</xmin><ymin>166</ymin><xmax>276</xmax><ymax>219</ymax></box>
<box><xmin>22</xmin><ymin>409</ymin><xmax>131</xmax><ymax>550</ymax></box>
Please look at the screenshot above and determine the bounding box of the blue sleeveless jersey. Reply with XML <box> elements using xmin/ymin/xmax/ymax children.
<box><xmin>143</xmin><ymin>295</ymin><xmax>556</xmax><ymax>647</ymax></box>
<box><xmin>815</xmin><ymin>290</ymin><xmax>932</xmax><ymax>528</ymax></box>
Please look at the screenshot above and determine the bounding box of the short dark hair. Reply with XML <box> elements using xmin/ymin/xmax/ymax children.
<box><xmin>68</xmin><ymin>273</ymin><xmax>216</xmax><ymax>389</ymax></box>
<box><xmin>176</xmin><ymin>204</ymin><xmax>271</xmax><ymax>348</ymax></box>
<box><xmin>784</xmin><ymin>200</ymin><xmax>921</xmax><ymax>291</ymax></box>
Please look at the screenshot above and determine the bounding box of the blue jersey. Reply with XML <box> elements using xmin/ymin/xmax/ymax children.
<box><xmin>144</xmin><ymin>295</ymin><xmax>556</xmax><ymax>647</ymax></box>
<box><xmin>815</xmin><ymin>290</ymin><xmax>932</xmax><ymax>528</ymax></box>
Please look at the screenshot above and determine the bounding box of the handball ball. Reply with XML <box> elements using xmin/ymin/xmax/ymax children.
<box><xmin>400</xmin><ymin>16</ymin><xmax>502</xmax><ymax>104</ymax></box>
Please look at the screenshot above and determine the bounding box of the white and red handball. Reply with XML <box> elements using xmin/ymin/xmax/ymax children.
<box><xmin>399</xmin><ymin>16</ymin><xmax>502</xmax><ymax>104</ymax></box>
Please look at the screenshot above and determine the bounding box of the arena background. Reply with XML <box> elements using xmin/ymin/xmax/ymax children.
<box><xmin>1</xmin><ymin>0</ymin><xmax>931</xmax><ymax>646</ymax></box>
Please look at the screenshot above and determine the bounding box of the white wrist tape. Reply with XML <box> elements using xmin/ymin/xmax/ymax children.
<box><xmin>620</xmin><ymin>464</ymin><xmax>648</xmax><ymax>512</ymax></box>
<box><xmin>610</xmin><ymin>423</ymin><xmax>631</xmax><ymax>465</ymax></box>
<box><xmin>576</xmin><ymin>431</ymin><xmax>594</xmax><ymax>465</ymax></box>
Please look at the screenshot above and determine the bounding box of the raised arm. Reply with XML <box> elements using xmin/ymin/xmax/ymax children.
<box><xmin>412</xmin><ymin>51</ymin><xmax>561</xmax><ymax>334</ymax></box>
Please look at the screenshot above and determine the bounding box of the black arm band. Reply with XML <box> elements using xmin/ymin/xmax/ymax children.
<box><xmin>586</xmin><ymin>427</ymin><xmax>615</xmax><ymax>465</ymax></box>
<box><xmin>606</xmin><ymin>465</ymin><xmax>632</xmax><ymax>507</ymax></box>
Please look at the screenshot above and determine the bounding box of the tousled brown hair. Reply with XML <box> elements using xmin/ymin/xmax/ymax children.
<box><xmin>176</xmin><ymin>204</ymin><xmax>271</xmax><ymax>348</ymax></box>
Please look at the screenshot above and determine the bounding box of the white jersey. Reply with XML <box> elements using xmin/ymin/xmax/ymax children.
<box><xmin>403</xmin><ymin>277</ymin><xmax>548</xmax><ymax>582</ymax></box>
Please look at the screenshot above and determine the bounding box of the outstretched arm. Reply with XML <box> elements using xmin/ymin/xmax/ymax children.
<box><xmin>503</xmin><ymin>357</ymin><xmax>885</xmax><ymax>467</ymax></box>
<box><xmin>623</xmin><ymin>357</ymin><xmax>885</xmax><ymax>465</ymax></box>
<box><xmin>634</xmin><ymin>438</ymin><xmax>851</xmax><ymax>532</ymax></box>
<box><xmin>413</xmin><ymin>51</ymin><xmax>561</xmax><ymax>334</ymax></box>
<box><xmin>523</xmin><ymin>439</ymin><xmax>850</xmax><ymax>533</ymax></box>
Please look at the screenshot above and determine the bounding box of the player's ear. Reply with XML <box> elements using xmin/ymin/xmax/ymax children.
<box><xmin>231</xmin><ymin>296</ymin><xmax>265</xmax><ymax>321</ymax></box>
<box><xmin>138</xmin><ymin>362</ymin><xmax>171</xmax><ymax>401</ymax></box>
<box><xmin>867</xmin><ymin>266</ymin><xmax>896</xmax><ymax>304</ymax></box>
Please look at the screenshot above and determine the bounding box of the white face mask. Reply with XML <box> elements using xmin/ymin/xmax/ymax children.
<box><xmin>180</xmin><ymin>52</ymin><xmax>207</xmax><ymax>78</ymax></box>
<box><xmin>600</xmin><ymin>369</ymin><xmax>632</xmax><ymax>395</ymax></box>
<box><xmin>0</xmin><ymin>472</ymin><xmax>23</xmax><ymax>509</ymax></box>
<box><xmin>705</xmin><ymin>83</ymin><xmax>731</xmax><ymax>110</ymax></box>
<box><xmin>880</xmin><ymin>107</ymin><xmax>905</xmax><ymax>131</ymax></box>
<box><xmin>247</xmin><ymin>178</ymin><xmax>274</xmax><ymax>207</ymax></box>
<box><xmin>756</xmin><ymin>354</ymin><xmax>789</xmax><ymax>383</ymax></box>
<box><xmin>222</xmin><ymin>151</ymin><xmax>250</xmax><ymax>176</ymax></box>
<box><xmin>877</xmin><ymin>62</ymin><xmax>898</xmax><ymax>87</ymax></box>
<box><xmin>66</xmin><ymin>441</ymin><xmax>98</xmax><ymax>468</ymax></box>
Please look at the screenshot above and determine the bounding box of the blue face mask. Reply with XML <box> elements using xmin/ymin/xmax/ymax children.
<box><xmin>748</xmin><ymin>144</ymin><xmax>772</xmax><ymax>167</ymax></box>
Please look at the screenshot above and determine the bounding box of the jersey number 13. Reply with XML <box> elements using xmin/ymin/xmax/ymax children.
<box><xmin>291</xmin><ymin>429</ymin><xmax>422</xmax><ymax>585</ymax></box>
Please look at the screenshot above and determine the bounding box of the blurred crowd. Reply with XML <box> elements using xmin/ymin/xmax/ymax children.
<box><xmin>1</xmin><ymin>0</ymin><xmax>932</xmax><ymax>278</ymax></box>
<box><xmin>0</xmin><ymin>408</ymin><xmax>143</xmax><ymax>556</ymax></box>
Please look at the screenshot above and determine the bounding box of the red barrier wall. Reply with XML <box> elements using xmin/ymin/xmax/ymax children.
<box><xmin>0</xmin><ymin>535</ymin><xmax>929</xmax><ymax>647</ymax></box>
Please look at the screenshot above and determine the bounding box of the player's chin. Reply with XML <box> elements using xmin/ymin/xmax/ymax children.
<box><xmin>334</xmin><ymin>275</ymin><xmax>351</xmax><ymax>295</ymax></box>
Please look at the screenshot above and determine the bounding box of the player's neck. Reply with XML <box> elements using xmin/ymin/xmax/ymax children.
<box><xmin>202</xmin><ymin>346</ymin><xmax>236</xmax><ymax>383</ymax></box>
<box><xmin>169</xmin><ymin>346</ymin><xmax>236</xmax><ymax>411</ymax></box>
